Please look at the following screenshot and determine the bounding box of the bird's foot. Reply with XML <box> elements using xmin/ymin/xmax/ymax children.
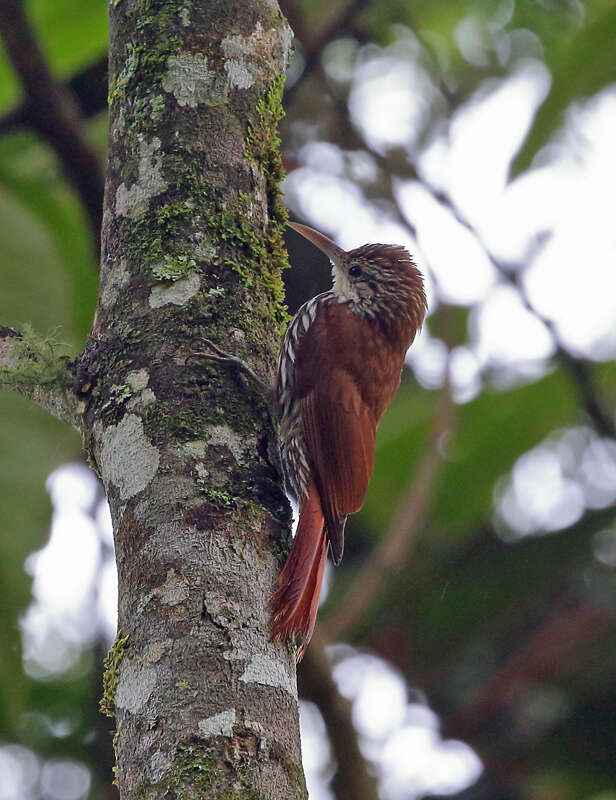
<box><xmin>188</xmin><ymin>337</ymin><xmax>272</xmax><ymax>401</ymax></box>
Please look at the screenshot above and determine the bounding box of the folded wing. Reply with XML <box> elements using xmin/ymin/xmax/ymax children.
<box><xmin>295</xmin><ymin>304</ymin><xmax>387</xmax><ymax>564</ymax></box>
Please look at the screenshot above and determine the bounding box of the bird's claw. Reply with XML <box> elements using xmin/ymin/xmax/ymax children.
<box><xmin>186</xmin><ymin>337</ymin><xmax>246</xmax><ymax>370</ymax></box>
<box><xmin>186</xmin><ymin>337</ymin><xmax>273</xmax><ymax>403</ymax></box>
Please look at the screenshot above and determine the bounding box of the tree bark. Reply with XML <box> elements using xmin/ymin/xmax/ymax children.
<box><xmin>82</xmin><ymin>1</ymin><xmax>303</xmax><ymax>797</ymax></box>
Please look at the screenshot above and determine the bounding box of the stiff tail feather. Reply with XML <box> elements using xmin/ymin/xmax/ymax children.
<box><xmin>269</xmin><ymin>482</ymin><xmax>327</xmax><ymax>660</ymax></box>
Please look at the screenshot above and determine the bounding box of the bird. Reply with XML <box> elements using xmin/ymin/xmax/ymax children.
<box><xmin>270</xmin><ymin>221</ymin><xmax>426</xmax><ymax>659</ymax></box>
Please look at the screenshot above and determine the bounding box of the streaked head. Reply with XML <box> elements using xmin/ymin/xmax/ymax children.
<box><xmin>287</xmin><ymin>221</ymin><xmax>426</xmax><ymax>330</ymax></box>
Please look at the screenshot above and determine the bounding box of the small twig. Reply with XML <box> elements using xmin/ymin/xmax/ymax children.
<box><xmin>325</xmin><ymin>380</ymin><xmax>455</xmax><ymax>641</ymax></box>
<box><xmin>0</xmin><ymin>0</ymin><xmax>104</xmax><ymax>254</ymax></box>
<box><xmin>416</xmin><ymin>182</ymin><xmax>616</xmax><ymax>440</ymax></box>
<box><xmin>299</xmin><ymin>630</ymin><xmax>379</xmax><ymax>800</ymax></box>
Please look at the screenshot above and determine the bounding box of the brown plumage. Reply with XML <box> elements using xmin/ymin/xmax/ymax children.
<box><xmin>270</xmin><ymin>222</ymin><xmax>426</xmax><ymax>659</ymax></box>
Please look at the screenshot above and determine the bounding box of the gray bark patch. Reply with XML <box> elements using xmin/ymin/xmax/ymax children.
<box><xmin>208</xmin><ymin>424</ymin><xmax>253</xmax><ymax>462</ymax></box>
<box><xmin>149</xmin><ymin>272</ymin><xmax>201</xmax><ymax>308</ymax></box>
<box><xmin>149</xmin><ymin>750</ymin><xmax>172</xmax><ymax>782</ymax></box>
<box><xmin>99</xmin><ymin>414</ymin><xmax>160</xmax><ymax>500</ymax></box>
<box><xmin>239</xmin><ymin>654</ymin><xmax>297</xmax><ymax>698</ymax></box>
<box><xmin>116</xmin><ymin>661</ymin><xmax>157</xmax><ymax>713</ymax></box>
<box><xmin>198</xmin><ymin>708</ymin><xmax>236</xmax><ymax>738</ymax></box>
<box><xmin>100</xmin><ymin>259</ymin><xmax>129</xmax><ymax>308</ymax></box>
<box><xmin>162</xmin><ymin>52</ymin><xmax>227</xmax><ymax>107</ymax></box>
<box><xmin>115</xmin><ymin>137</ymin><xmax>168</xmax><ymax>218</ymax></box>
<box><xmin>152</xmin><ymin>568</ymin><xmax>189</xmax><ymax>606</ymax></box>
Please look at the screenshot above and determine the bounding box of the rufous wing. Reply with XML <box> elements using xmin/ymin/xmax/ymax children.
<box><xmin>301</xmin><ymin>375</ymin><xmax>376</xmax><ymax>563</ymax></box>
<box><xmin>293</xmin><ymin>302</ymin><xmax>404</xmax><ymax>564</ymax></box>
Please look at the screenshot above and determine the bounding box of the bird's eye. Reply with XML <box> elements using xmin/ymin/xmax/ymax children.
<box><xmin>349</xmin><ymin>265</ymin><xmax>362</xmax><ymax>278</ymax></box>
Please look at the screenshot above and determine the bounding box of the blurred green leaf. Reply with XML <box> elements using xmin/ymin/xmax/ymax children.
<box><xmin>361</xmin><ymin>368</ymin><xmax>578</xmax><ymax>545</ymax></box>
<box><xmin>0</xmin><ymin>172</ymin><xmax>83</xmax><ymax>731</ymax></box>
<box><xmin>0</xmin><ymin>0</ymin><xmax>107</xmax><ymax>111</ymax></box>
<box><xmin>511</xmin><ymin>3</ymin><xmax>616</xmax><ymax>177</ymax></box>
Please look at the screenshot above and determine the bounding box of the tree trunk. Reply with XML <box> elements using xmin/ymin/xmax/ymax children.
<box><xmin>86</xmin><ymin>1</ymin><xmax>304</xmax><ymax>797</ymax></box>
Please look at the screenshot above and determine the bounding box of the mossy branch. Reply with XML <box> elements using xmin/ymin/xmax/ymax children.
<box><xmin>0</xmin><ymin>324</ymin><xmax>83</xmax><ymax>429</ymax></box>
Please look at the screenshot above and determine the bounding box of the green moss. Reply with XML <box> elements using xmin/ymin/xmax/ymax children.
<box><xmin>202</xmin><ymin>487</ymin><xmax>235</xmax><ymax>509</ymax></box>
<box><xmin>119</xmin><ymin>197</ymin><xmax>202</xmax><ymax>273</ymax></box>
<box><xmin>110</xmin><ymin>383</ymin><xmax>133</xmax><ymax>403</ymax></box>
<box><xmin>100</xmin><ymin>631</ymin><xmax>130</xmax><ymax>718</ymax></box>
<box><xmin>108</xmin><ymin>43</ymin><xmax>139</xmax><ymax>106</ymax></box>
<box><xmin>243</xmin><ymin>75</ymin><xmax>291</xmax><ymax>332</ymax></box>
<box><xmin>142</xmin><ymin>399</ymin><xmax>253</xmax><ymax>446</ymax></box>
<box><xmin>0</xmin><ymin>325</ymin><xmax>71</xmax><ymax>390</ymax></box>
<box><xmin>154</xmin><ymin>733</ymin><xmax>268</xmax><ymax>800</ymax></box>
<box><xmin>150</xmin><ymin>93</ymin><xmax>165</xmax><ymax>114</ymax></box>
<box><xmin>269</xmin><ymin>741</ymin><xmax>308</xmax><ymax>799</ymax></box>
<box><xmin>109</xmin><ymin>0</ymin><xmax>185</xmax><ymax>108</ymax></box>
<box><xmin>152</xmin><ymin>738</ymin><xmax>263</xmax><ymax>799</ymax></box>
<box><xmin>143</xmin><ymin>406</ymin><xmax>204</xmax><ymax>443</ymax></box>
<box><xmin>280</xmin><ymin>754</ymin><xmax>308</xmax><ymax>799</ymax></box>
<box><xmin>112</xmin><ymin>729</ymin><xmax>120</xmax><ymax>785</ymax></box>
<box><xmin>164</xmin><ymin>741</ymin><xmax>221</xmax><ymax>796</ymax></box>
<box><xmin>207</xmin><ymin>203</ymin><xmax>288</xmax><ymax>331</ymax></box>
<box><xmin>152</xmin><ymin>253</ymin><xmax>197</xmax><ymax>282</ymax></box>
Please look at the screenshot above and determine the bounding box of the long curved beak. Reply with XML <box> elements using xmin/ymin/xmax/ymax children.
<box><xmin>287</xmin><ymin>221</ymin><xmax>346</xmax><ymax>266</ymax></box>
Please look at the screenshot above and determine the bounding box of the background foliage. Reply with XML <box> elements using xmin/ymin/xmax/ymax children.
<box><xmin>0</xmin><ymin>1</ymin><xmax>614</xmax><ymax>799</ymax></box>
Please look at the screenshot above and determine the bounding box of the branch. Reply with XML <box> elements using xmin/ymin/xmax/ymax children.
<box><xmin>0</xmin><ymin>325</ymin><xmax>82</xmax><ymax>429</ymax></box>
<box><xmin>299</xmin><ymin>631</ymin><xmax>379</xmax><ymax>800</ymax></box>
<box><xmin>325</xmin><ymin>381</ymin><xmax>455</xmax><ymax>642</ymax></box>
<box><xmin>0</xmin><ymin>0</ymin><xmax>104</xmax><ymax>253</ymax></box>
<box><xmin>0</xmin><ymin>56</ymin><xmax>109</xmax><ymax>136</ymax></box>
<box><xmin>412</xmin><ymin>183</ymin><xmax>616</xmax><ymax>440</ymax></box>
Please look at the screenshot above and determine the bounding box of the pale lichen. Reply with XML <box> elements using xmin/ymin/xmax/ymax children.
<box><xmin>198</xmin><ymin>709</ymin><xmax>236</xmax><ymax>738</ymax></box>
<box><xmin>126</xmin><ymin>368</ymin><xmax>149</xmax><ymax>392</ymax></box>
<box><xmin>144</xmin><ymin>640</ymin><xmax>171</xmax><ymax>663</ymax></box>
<box><xmin>152</xmin><ymin>568</ymin><xmax>189</xmax><ymax>606</ymax></box>
<box><xmin>207</xmin><ymin>424</ymin><xmax>252</xmax><ymax>462</ymax></box>
<box><xmin>116</xmin><ymin>660</ymin><xmax>157</xmax><ymax>713</ymax></box>
<box><xmin>162</xmin><ymin>52</ymin><xmax>227</xmax><ymax>107</ymax></box>
<box><xmin>221</xmin><ymin>23</ymin><xmax>281</xmax><ymax>91</ymax></box>
<box><xmin>239</xmin><ymin>654</ymin><xmax>297</xmax><ymax>698</ymax></box>
<box><xmin>115</xmin><ymin>137</ymin><xmax>168</xmax><ymax>218</ymax></box>
<box><xmin>149</xmin><ymin>272</ymin><xmax>201</xmax><ymax>308</ymax></box>
<box><xmin>98</xmin><ymin>414</ymin><xmax>160</xmax><ymax>500</ymax></box>
<box><xmin>183</xmin><ymin>440</ymin><xmax>207</xmax><ymax>458</ymax></box>
<box><xmin>100</xmin><ymin>259</ymin><xmax>130</xmax><ymax>308</ymax></box>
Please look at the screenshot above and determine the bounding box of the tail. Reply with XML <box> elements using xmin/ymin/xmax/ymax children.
<box><xmin>269</xmin><ymin>482</ymin><xmax>327</xmax><ymax>661</ymax></box>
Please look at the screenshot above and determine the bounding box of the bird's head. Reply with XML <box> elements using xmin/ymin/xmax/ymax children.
<box><xmin>287</xmin><ymin>221</ymin><xmax>426</xmax><ymax>332</ymax></box>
